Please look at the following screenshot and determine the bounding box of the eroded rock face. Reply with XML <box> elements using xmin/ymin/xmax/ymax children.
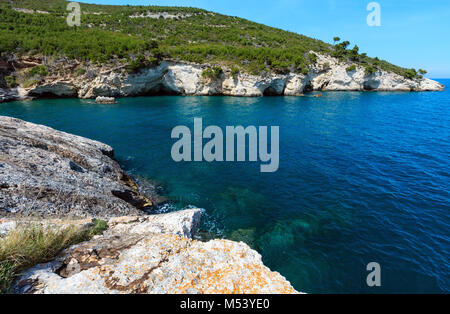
<box><xmin>0</xmin><ymin>116</ymin><xmax>153</xmax><ymax>219</ymax></box>
<box><xmin>310</xmin><ymin>54</ymin><xmax>443</xmax><ymax>92</ymax></box>
<box><xmin>13</xmin><ymin>209</ymin><xmax>298</xmax><ymax>294</ymax></box>
<box><xmin>27</xmin><ymin>81</ymin><xmax>78</xmax><ymax>97</ymax></box>
<box><xmin>0</xmin><ymin>87</ymin><xmax>20</xmax><ymax>102</ymax></box>
<box><xmin>1</xmin><ymin>53</ymin><xmax>442</xmax><ymax>103</ymax></box>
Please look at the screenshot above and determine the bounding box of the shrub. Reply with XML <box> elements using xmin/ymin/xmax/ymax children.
<box><xmin>0</xmin><ymin>219</ymin><xmax>108</xmax><ymax>293</ymax></box>
<box><xmin>231</xmin><ymin>67</ymin><xmax>240</xmax><ymax>78</ymax></box>
<box><xmin>75</xmin><ymin>68</ymin><xmax>86</xmax><ymax>76</ymax></box>
<box><xmin>349</xmin><ymin>45</ymin><xmax>359</xmax><ymax>61</ymax></box>
<box><xmin>346</xmin><ymin>65</ymin><xmax>356</xmax><ymax>72</ymax></box>
<box><xmin>364</xmin><ymin>65</ymin><xmax>377</xmax><ymax>76</ymax></box>
<box><xmin>404</xmin><ymin>68</ymin><xmax>418</xmax><ymax>80</ymax></box>
<box><xmin>308</xmin><ymin>53</ymin><xmax>317</xmax><ymax>64</ymax></box>
<box><xmin>418</xmin><ymin>69</ymin><xmax>427</xmax><ymax>75</ymax></box>
<box><xmin>126</xmin><ymin>55</ymin><xmax>146</xmax><ymax>73</ymax></box>
<box><xmin>22</xmin><ymin>79</ymin><xmax>39</xmax><ymax>88</ymax></box>
<box><xmin>27</xmin><ymin>65</ymin><xmax>48</xmax><ymax>78</ymax></box>
<box><xmin>202</xmin><ymin>66</ymin><xmax>223</xmax><ymax>79</ymax></box>
<box><xmin>4</xmin><ymin>75</ymin><xmax>17</xmax><ymax>88</ymax></box>
<box><xmin>147</xmin><ymin>56</ymin><xmax>161</xmax><ymax>67</ymax></box>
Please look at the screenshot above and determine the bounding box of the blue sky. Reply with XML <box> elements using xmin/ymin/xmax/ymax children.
<box><xmin>81</xmin><ymin>0</ymin><xmax>450</xmax><ymax>78</ymax></box>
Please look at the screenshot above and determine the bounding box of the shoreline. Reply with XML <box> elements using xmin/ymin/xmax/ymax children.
<box><xmin>0</xmin><ymin>55</ymin><xmax>444</xmax><ymax>104</ymax></box>
<box><xmin>1</xmin><ymin>87</ymin><xmax>445</xmax><ymax>105</ymax></box>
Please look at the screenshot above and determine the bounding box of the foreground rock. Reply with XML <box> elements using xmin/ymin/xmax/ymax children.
<box><xmin>0</xmin><ymin>217</ymin><xmax>95</xmax><ymax>238</ymax></box>
<box><xmin>0</xmin><ymin>116</ymin><xmax>153</xmax><ymax>219</ymax></box>
<box><xmin>13</xmin><ymin>209</ymin><xmax>298</xmax><ymax>294</ymax></box>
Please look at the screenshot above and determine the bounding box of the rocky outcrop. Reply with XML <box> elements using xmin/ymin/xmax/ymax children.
<box><xmin>0</xmin><ymin>116</ymin><xmax>154</xmax><ymax>219</ymax></box>
<box><xmin>65</xmin><ymin>57</ymin><xmax>445</xmax><ymax>98</ymax></box>
<box><xmin>95</xmin><ymin>96</ymin><xmax>116</xmax><ymax>104</ymax></box>
<box><xmin>310</xmin><ymin>54</ymin><xmax>443</xmax><ymax>92</ymax></box>
<box><xmin>0</xmin><ymin>53</ymin><xmax>443</xmax><ymax>103</ymax></box>
<box><xmin>27</xmin><ymin>81</ymin><xmax>78</xmax><ymax>97</ymax></box>
<box><xmin>0</xmin><ymin>88</ymin><xmax>21</xmax><ymax>102</ymax></box>
<box><xmin>13</xmin><ymin>209</ymin><xmax>298</xmax><ymax>294</ymax></box>
<box><xmin>0</xmin><ymin>217</ymin><xmax>95</xmax><ymax>238</ymax></box>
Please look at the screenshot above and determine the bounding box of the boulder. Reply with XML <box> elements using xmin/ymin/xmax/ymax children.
<box><xmin>95</xmin><ymin>96</ymin><xmax>116</xmax><ymax>104</ymax></box>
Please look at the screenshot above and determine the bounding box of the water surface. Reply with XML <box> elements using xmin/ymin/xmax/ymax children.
<box><xmin>1</xmin><ymin>80</ymin><xmax>449</xmax><ymax>293</ymax></box>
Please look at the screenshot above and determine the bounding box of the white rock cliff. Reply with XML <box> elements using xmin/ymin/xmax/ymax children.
<box><xmin>1</xmin><ymin>53</ymin><xmax>443</xmax><ymax>102</ymax></box>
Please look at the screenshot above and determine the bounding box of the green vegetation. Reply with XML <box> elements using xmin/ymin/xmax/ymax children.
<box><xmin>75</xmin><ymin>68</ymin><xmax>86</xmax><ymax>76</ymax></box>
<box><xmin>331</xmin><ymin>37</ymin><xmax>423</xmax><ymax>79</ymax></box>
<box><xmin>365</xmin><ymin>65</ymin><xmax>378</xmax><ymax>76</ymax></box>
<box><xmin>345</xmin><ymin>65</ymin><xmax>356</xmax><ymax>72</ymax></box>
<box><xmin>231</xmin><ymin>67</ymin><xmax>240</xmax><ymax>78</ymax></box>
<box><xmin>308</xmin><ymin>53</ymin><xmax>317</xmax><ymax>64</ymax></box>
<box><xmin>0</xmin><ymin>219</ymin><xmax>108</xmax><ymax>293</ymax></box>
<box><xmin>4</xmin><ymin>75</ymin><xmax>17</xmax><ymax>87</ymax></box>
<box><xmin>0</xmin><ymin>0</ymin><xmax>422</xmax><ymax>78</ymax></box>
<box><xmin>26</xmin><ymin>65</ymin><xmax>48</xmax><ymax>77</ymax></box>
<box><xmin>404</xmin><ymin>68</ymin><xmax>418</xmax><ymax>80</ymax></box>
<box><xmin>22</xmin><ymin>78</ymin><xmax>39</xmax><ymax>88</ymax></box>
<box><xmin>202</xmin><ymin>66</ymin><xmax>223</xmax><ymax>79</ymax></box>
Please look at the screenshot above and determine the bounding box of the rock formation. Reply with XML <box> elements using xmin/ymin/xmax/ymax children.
<box><xmin>95</xmin><ymin>96</ymin><xmax>116</xmax><ymax>104</ymax></box>
<box><xmin>0</xmin><ymin>116</ymin><xmax>154</xmax><ymax>219</ymax></box>
<box><xmin>0</xmin><ymin>53</ymin><xmax>443</xmax><ymax>103</ymax></box>
<box><xmin>12</xmin><ymin>209</ymin><xmax>298</xmax><ymax>294</ymax></box>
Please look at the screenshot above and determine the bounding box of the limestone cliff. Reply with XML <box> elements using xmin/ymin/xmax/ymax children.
<box><xmin>0</xmin><ymin>53</ymin><xmax>443</xmax><ymax>103</ymax></box>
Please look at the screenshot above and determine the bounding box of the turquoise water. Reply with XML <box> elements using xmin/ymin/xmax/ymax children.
<box><xmin>1</xmin><ymin>80</ymin><xmax>449</xmax><ymax>293</ymax></box>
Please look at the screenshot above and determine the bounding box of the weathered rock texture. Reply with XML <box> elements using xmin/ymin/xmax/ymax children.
<box><xmin>0</xmin><ymin>116</ymin><xmax>154</xmax><ymax>219</ymax></box>
<box><xmin>0</xmin><ymin>217</ymin><xmax>95</xmax><ymax>238</ymax></box>
<box><xmin>13</xmin><ymin>209</ymin><xmax>298</xmax><ymax>294</ymax></box>
<box><xmin>0</xmin><ymin>53</ymin><xmax>443</xmax><ymax>103</ymax></box>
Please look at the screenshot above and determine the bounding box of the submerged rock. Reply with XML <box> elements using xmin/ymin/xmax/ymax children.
<box><xmin>13</xmin><ymin>209</ymin><xmax>298</xmax><ymax>294</ymax></box>
<box><xmin>0</xmin><ymin>116</ymin><xmax>154</xmax><ymax>219</ymax></box>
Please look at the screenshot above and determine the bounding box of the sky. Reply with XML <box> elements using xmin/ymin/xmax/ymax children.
<box><xmin>80</xmin><ymin>0</ymin><xmax>450</xmax><ymax>78</ymax></box>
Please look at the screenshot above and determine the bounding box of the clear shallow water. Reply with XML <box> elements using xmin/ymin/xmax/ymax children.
<box><xmin>1</xmin><ymin>80</ymin><xmax>449</xmax><ymax>293</ymax></box>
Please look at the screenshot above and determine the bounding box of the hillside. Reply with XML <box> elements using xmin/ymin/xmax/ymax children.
<box><xmin>0</xmin><ymin>0</ymin><xmax>443</xmax><ymax>100</ymax></box>
<box><xmin>0</xmin><ymin>0</ymin><xmax>424</xmax><ymax>78</ymax></box>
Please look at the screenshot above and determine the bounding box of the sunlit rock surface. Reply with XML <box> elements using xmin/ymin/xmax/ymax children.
<box><xmin>1</xmin><ymin>53</ymin><xmax>443</xmax><ymax>103</ymax></box>
<box><xmin>13</xmin><ymin>209</ymin><xmax>298</xmax><ymax>294</ymax></box>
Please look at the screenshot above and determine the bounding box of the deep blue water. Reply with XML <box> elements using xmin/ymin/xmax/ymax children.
<box><xmin>1</xmin><ymin>80</ymin><xmax>449</xmax><ymax>293</ymax></box>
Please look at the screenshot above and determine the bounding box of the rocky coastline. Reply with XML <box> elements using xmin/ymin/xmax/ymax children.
<box><xmin>0</xmin><ymin>53</ymin><xmax>444</xmax><ymax>103</ymax></box>
<box><xmin>0</xmin><ymin>116</ymin><xmax>298</xmax><ymax>294</ymax></box>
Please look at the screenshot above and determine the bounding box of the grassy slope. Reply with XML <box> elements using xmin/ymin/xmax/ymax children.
<box><xmin>0</xmin><ymin>0</ymin><xmax>420</xmax><ymax>78</ymax></box>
